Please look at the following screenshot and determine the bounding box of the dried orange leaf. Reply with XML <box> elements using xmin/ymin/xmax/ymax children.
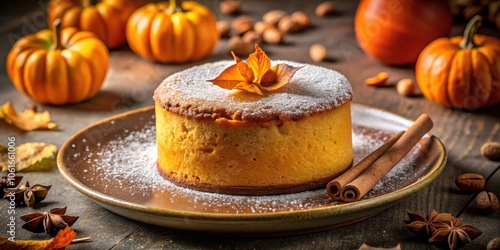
<box><xmin>0</xmin><ymin>142</ymin><xmax>57</xmax><ymax>172</ymax></box>
<box><xmin>358</xmin><ymin>243</ymin><xmax>402</xmax><ymax>250</ymax></box>
<box><xmin>263</xmin><ymin>64</ymin><xmax>302</xmax><ymax>91</ymax></box>
<box><xmin>0</xmin><ymin>102</ymin><xmax>57</xmax><ymax>131</ymax></box>
<box><xmin>246</xmin><ymin>44</ymin><xmax>271</xmax><ymax>83</ymax></box>
<box><xmin>365</xmin><ymin>72</ymin><xmax>389</xmax><ymax>86</ymax></box>
<box><xmin>208</xmin><ymin>44</ymin><xmax>301</xmax><ymax>95</ymax></box>
<box><xmin>0</xmin><ymin>226</ymin><xmax>76</xmax><ymax>250</ymax></box>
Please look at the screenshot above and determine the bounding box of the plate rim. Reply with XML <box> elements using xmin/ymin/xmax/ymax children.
<box><xmin>57</xmin><ymin>104</ymin><xmax>447</xmax><ymax>229</ymax></box>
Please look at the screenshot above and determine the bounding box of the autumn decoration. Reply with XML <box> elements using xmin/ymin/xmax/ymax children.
<box><xmin>208</xmin><ymin>44</ymin><xmax>302</xmax><ymax>95</ymax></box>
<box><xmin>415</xmin><ymin>15</ymin><xmax>500</xmax><ymax>109</ymax></box>
<box><xmin>126</xmin><ymin>0</ymin><xmax>219</xmax><ymax>63</ymax></box>
<box><xmin>6</xmin><ymin>20</ymin><xmax>109</xmax><ymax>105</ymax></box>
<box><xmin>0</xmin><ymin>102</ymin><xmax>57</xmax><ymax>131</ymax></box>
<box><xmin>47</xmin><ymin>0</ymin><xmax>139</xmax><ymax>49</ymax></box>
<box><xmin>1</xmin><ymin>142</ymin><xmax>57</xmax><ymax>172</ymax></box>
<box><xmin>354</xmin><ymin>0</ymin><xmax>452</xmax><ymax>65</ymax></box>
<box><xmin>0</xmin><ymin>226</ymin><xmax>77</xmax><ymax>250</ymax></box>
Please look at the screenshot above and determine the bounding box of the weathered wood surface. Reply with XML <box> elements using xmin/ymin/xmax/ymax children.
<box><xmin>0</xmin><ymin>0</ymin><xmax>499</xmax><ymax>249</ymax></box>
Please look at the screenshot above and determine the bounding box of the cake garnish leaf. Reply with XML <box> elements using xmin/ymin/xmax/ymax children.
<box><xmin>208</xmin><ymin>44</ymin><xmax>302</xmax><ymax>95</ymax></box>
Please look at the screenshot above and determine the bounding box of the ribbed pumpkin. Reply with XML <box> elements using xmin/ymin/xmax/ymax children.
<box><xmin>47</xmin><ymin>0</ymin><xmax>138</xmax><ymax>49</ymax></box>
<box><xmin>6</xmin><ymin>21</ymin><xmax>109</xmax><ymax>105</ymax></box>
<box><xmin>416</xmin><ymin>16</ymin><xmax>500</xmax><ymax>109</ymax></box>
<box><xmin>126</xmin><ymin>0</ymin><xmax>219</xmax><ymax>63</ymax></box>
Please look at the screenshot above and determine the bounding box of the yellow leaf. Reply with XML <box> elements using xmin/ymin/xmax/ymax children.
<box><xmin>207</xmin><ymin>44</ymin><xmax>302</xmax><ymax>95</ymax></box>
<box><xmin>0</xmin><ymin>102</ymin><xmax>57</xmax><ymax>131</ymax></box>
<box><xmin>0</xmin><ymin>143</ymin><xmax>57</xmax><ymax>172</ymax></box>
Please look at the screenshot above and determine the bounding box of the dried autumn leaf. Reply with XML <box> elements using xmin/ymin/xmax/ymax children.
<box><xmin>0</xmin><ymin>102</ymin><xmax>57</xmax><ymax>131</ymax></box>
<box><xmin>0</xmin><ymin>143</ymin><xmax>57</xmax><ymax>172</ymax></box>
<box><xmin>0</xmin><ymin>226</ymin><xmax>76</xmax><ymax>250</ymax></box>
<box><xmin>358</xmin><ymin>243</ymin><xmax>402</xmax><ymax>250</ymax></box>
<box><xmin>208</xmin><ymin>44</ymin><xmax>302</xmax><ymax>95</ymax></box>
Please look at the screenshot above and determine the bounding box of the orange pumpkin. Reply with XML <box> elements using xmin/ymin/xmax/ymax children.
<box><xmin>47</xmin><ymin>0</ymin><xmax>138</xmax><ymax>49</ymax></box>
<box><xmin>416</xmin><ymin>16</ymin><xmax>500</xmax><ymax>109</ymax></box>
<box><xmin>126</xmin><ymin>0</ymin><xmax>219</xmax><ymax>63</ymax></box>
<box><xmin>6</xmin><ymin>21</ymin><xmax>109</xmax><ymax>105</ymax></box>
<box><xmin>355</xmin><ymin>0</ymin><xmax>452</xmax><ymax>65</ymax></box>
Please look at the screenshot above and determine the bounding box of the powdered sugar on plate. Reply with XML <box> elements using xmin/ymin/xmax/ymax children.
<box><xmin>73</xmin><ymin>115</ymin><xmax>425</xmax><ymax>214</ymax></box>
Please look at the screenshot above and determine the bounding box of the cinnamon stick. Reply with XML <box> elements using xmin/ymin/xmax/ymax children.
<box><xmin>340</xmin><ymin>114</ymin><xmax>433</xmax><ymax>202</ymax></box>
<box><xmin>326</xmin><ymin>131</ymin><xmax>404</xmax><ymax>200</ymax></box>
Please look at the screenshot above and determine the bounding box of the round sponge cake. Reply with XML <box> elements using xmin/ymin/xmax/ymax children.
<box><xmin>153</xmin><ymin>60</ymin><xmax>353</xmax><ymax>195</ymax></box>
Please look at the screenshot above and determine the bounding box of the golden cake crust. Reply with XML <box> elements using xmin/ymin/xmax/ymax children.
<box><xmin>153</xmin><ymin>60</ymin><xmax>353</xmax><ymax>123</ymax></box>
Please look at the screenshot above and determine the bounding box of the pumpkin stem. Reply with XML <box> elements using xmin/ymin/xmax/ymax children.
<box><xmin>166</xmin><ymin>0</ymin><xmax>184</xmax><ymax>14</ymax></box>
<box><xmin>50</xmin><ymin>19</ymin><xmax>63</xmax><ymax>50</ymax></box>
<box><xmin>459</xmin><ymin>15</ymin><xmax>482</xmax><ymax>49</ymax></box>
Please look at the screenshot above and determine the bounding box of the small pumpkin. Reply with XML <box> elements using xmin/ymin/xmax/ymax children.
<box><xmin>126</xmin><ymin>0</ymin><xmax>219</xmax><ymax>63</ymax></box>
<box><xmin>354</xmin><ymin>0</ymin><xmax>452</xmax><ymax>65</ymax></box>
<box><xmin>416</xmin><ymin>16</ymin><xmax>500</xmax><ymax>109</ymax></box>
<box><xmin>6</xmin><ymin>20</ymin><xmax>109</xmax><ymax>105</ymax></box>
<box><xmin>47</xmin><ymin>0</ymin><xmax>138</xmax><ymax>49</ymax></box>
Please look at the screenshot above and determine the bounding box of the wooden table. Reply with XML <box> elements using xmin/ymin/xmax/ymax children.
<box><xmin>1</xmin><ymin>0</ymin><xmax>499</xmax><ymax>249</ymax></box>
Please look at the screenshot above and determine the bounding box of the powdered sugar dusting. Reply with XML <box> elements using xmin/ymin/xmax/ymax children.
<box><xmin>153</xmin><ymin>60</ymin><xmax>352</xmax><ymax>122</ymax></box>
<box><xmin>73</xmin><ymin>117</ymin><xmax>427</xmax><ymax>214</ymax></box>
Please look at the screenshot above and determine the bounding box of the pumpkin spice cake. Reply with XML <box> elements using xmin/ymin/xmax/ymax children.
<box><xmin>153</xmin><ymin>51</ymin><xmax>353</xmax><ymax>195</ymax></box>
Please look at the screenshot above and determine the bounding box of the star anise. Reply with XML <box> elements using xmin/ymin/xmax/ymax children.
<box><xmin>406</xmin><ymin>210</ymin><xmax>455</xmax><ymax>237</ymax></box>
<box><xmin>20</xmin><ymin>207</ymin><xmax>79</xmax><ymax>236</ymax></box>
<box><xmin>3</xmin><ymin>181</ymin><xmax>51</xmax><ymax>207</ymax></box>
<box><xmin>429</xmin><ymin>218</ymin><xmax>483</xmax><ymax>250</ymax></box>
<box><xmin>0</xmin><ymin>175</ymin><xmax>23</xmax><ymax>196</ymax></box>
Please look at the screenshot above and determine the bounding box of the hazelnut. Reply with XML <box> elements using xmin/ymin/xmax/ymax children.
<box><xmin>481</xmin><ymin>141</ymin><xmax>500</xmax><ymax>160</ymax></box>
<box><xmin>262</xmin><ymin>27</ymin><xmax>283</xmax><ymax>45</ymax></box>
<box><xmin>231</xmin><ymin>15</ymin><xmax>253</xmax><ymax>35</ymax></box>
<box><xmin>278</xmin><ymin>15</ymin><xmax>301</xmax><ymax>33</ymax></box>
<box><xmin>309</xmin><ymin>43</ymin><xmax>327</xmax><ymax>62</ymax></box>
<box><xmin>219</xmin><ymin>0</ymin><xmax>241</xmax><ymax>15</ymax></box>
<box><xmin>291</xmin><ymin>11</ymin><xmax>310</xmax><ymax>29</ymax></box>
<box><xmin>216</xmin><ymin>20</ymin><xmax>230</xmax><ymax>38</ymax></box>
<box><xmin>475</xmin><ymin>191</ymin><xmax>499</xmax><ymax>215</ymax></box>
<box><xmin>254</xmin><ymin>21</ymin><xmax>273</xmax><ymax>34</ymax></box>
<box><xmin>316</xmin><ymin>1</ymin><xmax>337</xmax><ymax>17</ymax></box>
<box><xmin>396</xmin><ymin>78</ymin><xmax>417</xmax><ymax>96</ymax></box>
<box><xmin>455</xmin><ymin>173</ymin><xmax>485</xmax><ymax>192</ymax></box>
<box><xmin>242</xmin><ymin>31</ymin><xmax>262</xmax><ymax>44</ymax></box>
<box><xmin>262</xmin><ymin>10</ymin><xmax>287</xmax><ymax>26</ymax></box>
<box><xmin>227</xmin><ymin>36</ymin><xmax>254</xmax><ymax>56</ymax></box>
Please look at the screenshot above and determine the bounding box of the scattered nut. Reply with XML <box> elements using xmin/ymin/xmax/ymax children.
<box><xmin>219</xmin><ymin>0</ymin><xmax>241</xmax><ymax>15</ymax></box>
<box><xmin>316</xmin><ymin>1</ymin><xmax>337</xmax><ymax>17</ymax></box>
<box><xmin>291</xmin><ymin>11</ymin><xmax>310</xmax><ymax>29</ymax></box>
<box><xmin>396</xmin><ymin>78</ymin><xmax>417</xmax><ymax>96</ymax></box>
<box><xmin>475</xmin><ymin>191</ymin><xmax>499</xmax><ymax>215</ymax></box>
<box><xmin>231</xmin><ymin>15</ymin><xmax>253</xmax><ymax>35</ymax></box>
<box><xmin>278</xmin><ymin>15</ymin><xmax>301</xmax><ymax>33</ymax></box>
<box><xmin>487</xmin><ymin>237</ymin><xmax>500</xmax><ymax>250</ymax></box>
<box><xmin>227</xmin><ymin>36</ymin><xmax>254</xmax><ymax>56</ymax></box>
<box><xmin>242</xmin><ymin>30</ymin><xmax>262</xmax><ymax>44</ymax></box>
<box><xmin>455</xmin><ymin>173</ymin><xmax>485</xmax><ymax>192</ymax></box>
<box><xmin>262</xmin><ymin>27</ymin><xmax>283</xmax><ymax>44</ymax></box>
<box><xmin>309</xmin><ymin>43</ymin><xmax>327</xmax><ymax>62</ymax></box>
<box><xmin>216</xmin><ymin>20</ymin><xmax>230</xmax><ymax>38</ymax></box>
<box><xmin>365</xmin><ymin>72</ymin><xmax>389</xmax><ymax>86</ymax></box>
<box><xmin>254</xmin><ymin>21</ymin><xmax>273</xmax><ymax>34</ymax></box>
<box><xmin>262</xmin><ymin>10</ymin><xmax>287</xmax><ymax>26</ymax></box>
<box><xmin>482</xmin><ymin>141</ymin><xmax>500</xmax><ymax>160</ymax></box>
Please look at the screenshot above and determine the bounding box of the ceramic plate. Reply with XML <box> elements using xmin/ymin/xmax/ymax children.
<box><xmin>57</xmin><ymin>104</ymin><xmax>446</xmax><ymax>236</ymax></box>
